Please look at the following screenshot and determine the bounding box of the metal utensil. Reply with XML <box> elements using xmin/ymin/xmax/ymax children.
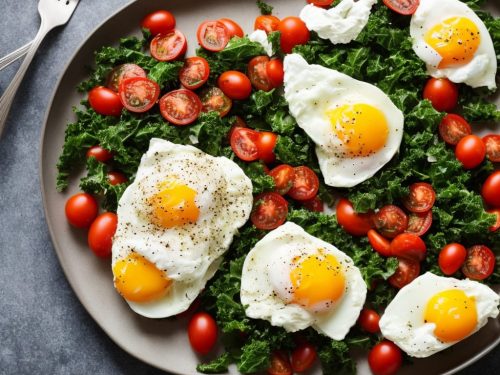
<box><xmin>0</xmin><ymin>42</ymin><xmax>31</xmax><ymax>71</ymax></box>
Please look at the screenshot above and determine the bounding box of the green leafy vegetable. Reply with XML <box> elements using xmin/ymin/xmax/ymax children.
<box><xmin>256</xmin><ymin>0</ymin><xmax>273</xmax><ymax>15</ymax></box>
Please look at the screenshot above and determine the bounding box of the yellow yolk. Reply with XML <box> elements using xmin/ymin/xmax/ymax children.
<box><xmin>149</xmin><ymin>178</ymin><xmax>199</xmax><ymax>228</ymax></box>
<box><xmin>424</xmin><ymin>289</ymin><xmax>477</xmax><ymax>342</ymax></box>
<box><xmin>328</xmin><ymin>104</ymin><xmax>389</xmax><ymax>157</ymax></box>
<box><xmin>290</xmin><ymin>251</ymin><xmax>345</xmax><ymax>311</ymax></box>
<box><xmin>425</xmin><ymin>17</ymin><xmax>480</xmax><ymax>68</ymax></box>
<box><xmin>113</xmin><ymin>253</ymin><xmax>172</xmax><ymax>303</ymax></box>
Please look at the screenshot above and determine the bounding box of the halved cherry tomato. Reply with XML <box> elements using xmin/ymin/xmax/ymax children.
<box><xmin>368</xmin><ymin>341</ymin><xmax>403</xmax><ymax>375</ymax></box>
<box><xmin>230</xmin><ymin>127</ymin><xmax>260</xmax><ymax>161</ymax></box>
<box><xmin>423</xmin><ymin>78</ymin><xmax>458</xmax><ymax>112</ymax></box>
<box><xmin>383</xmin><ymin>0</ymin><xmax>420</xmax><ymax>15</ymax></box>
<box><xmin>268</xmin><ymin>351</ymin><xmax>292</xmax><ymax>375</ymax></box>
<box><xmin>255</xmin><ymin>15</ymin><xmax>280</xmax><ymax>34</ymax></box>
<box><xmin>107</xmin><ymin>171</ymin><xmax>128</xmax><ymax>185</ymax></box>
<box><xmin>482</xmin><ymin>171</ymin><xmax>500</xmax><ymax>208</ymax></box>
<box><xmin>438</xmin><ymin>243</ymin><xmax>467</xmax><ymax>275</ymax></box>
<box><xmin>336</xmin><ymin>198</ymin><xmax>373</xmax><ymax>236</ymax></box>
<box><xmin>358</xmin><ymin>308</ymin><xmax>381</xmax><ymax>334</ymax></box>
<box><xmin>288</xmin><ymin>166</ymin><xmax>319</xmax><ymax>201</ymax></box>
<box><xmin>390</xmin><ymin>233</ymin><xmax>427</xmax><ymax>262</ymax></box>
<box><xmin>307</xmin><ymin>0</ymin><xmax>335</xmax><ymax>7</ymax></box>
<box><xmin>150</xmin><ymin>30</ymin><xmax>187</xmax><ymax>61</ymax></box>
<box><xmin>141</xmin><ymin>10</ymin><xmax>176</xmax><ymax>36</ymax></box>
<box><xmin>406</xmin><ymin>210</ymin><xmax>432</xmax><ymax>236</ymax></box>
<box><xmin>389</xmin><ymin>258</ymin><xmax>420</xmax><ymax>289</ymax></box>
<box><xmin>106</xmin><ymin>64</ymin><xmax>146</xmax><ymax>92</ymax></box>
<box><xmin>257</xmin><ymin>131</ymin><xmax>277</xmax><ymax>163</ymax></box>
<box><xmin>266</xmin><ymin>59</ymin><xmax>284</xmax><ymax>88</ymax></box>
<box><xmin>291</xmin><ymin>343</ymin><xmax>317</xmax><ymax>373</ymax></box>
<box><xmin>88</xmin><ymin>212</ymin><xmax>117</xmax><ymax>258</ymax></box>
<box><xmin>367</xmin><ymin>229</ymin><xmax>392</xmax><ymax>257</ymax></box>
<box><xmin>88</xmin><ymin>86</ymin><xmax>123</xmax><ymax>116</ymax></box>
<box><xmin>219</xmin><ymin>18</ymin><xmax>244</xmax><ymax>38</ymax></box>
<box><xmin>200</xmin><ymin>87</ymin><xmax>232</xmax><ymax>117</ymax></box>
<box><xmin>438</xmin><ymin>114</ymin><xmax>472</xmax><ymax>146</ymax></box>
<box><xmin>197</xmin><ymin>20</ymin><xmax>229</xmax><ymax>52</ymax></box>
<box><xmin>248</xmin><ymin>56</ymin><xmax>273</xmax><ymax>92</ymax></box>
<box><xmin>373</xmin><ymin>205</ymin><xmax>408</xmax><ymax>239</ymax></box>
<box><xmin>462</xmin><ymin>245</ymin><xmax>495</xmax><ymax>280</ymax></box>
<box><xmin>159</xmin><ymin>89</ymin><xmax>202</xmax><ymax>126</ymax></box>
<box><xmin>251</xmin><ymin>192</ymin><xmax>289</xmax><ymax>230</ymax></box>
<box><xmin>487</xmin><ymin>209</ymin><xmax>500</xmax><ymax>232</ymax></box>
<box><xmin>86</xmin><ymin>145</ymin><xmax>113</xmax><ymax>163</ymax></box>
<box><xmin>482</xmin><ymin>134</ymin><xmax>500</xmax><ymax>162</ymax></box>
<box><xmin>278</xmin><ymin>17</ymin><xmax>310</xmax><ymax>54</ymax></box>
<box><xmin>65</xmin><ymin>193</ymin><xmax>98</xmax><ymax>228</ymax></box>
<box><xmin>455</xmin><ymin>134</ymin><xmax>486</xmax><ymax>169</ymax></box>
<box><xmin>269</xmin><ymin>164</ymin><xmax>295</xmax><ymax>195</ymax></box>
<box><xmin>228</xmin><ymin>118</ymin><xmax>247</xmax><ymax>142</ymax></box>
<box><xmin>188</xmin><ymin>312</ymin><xmax>218</xmax><ymax>355</ymax></box>
<box><xmin>403</xmin><ymin>182</ymin><xmax>436</xmax><ymax>213</ymax></box>
<box><xmin>119</xmin><ymin>77</ymin><xmax>160</xmax><ymax>113</ymax></box>
<box><xmin>218</xmin><ymin>71</ymin><xmax>252</xmax><ymax>100</ymax></box>
<box><xmin>179</xmin><ymin>57</ymin><xmax>210</xmax><ymax>90</ymax></box>
<box><xmin>302</xmin><ymin>196</ymin><xmax>324</xmax><ymax>212</ymax></box>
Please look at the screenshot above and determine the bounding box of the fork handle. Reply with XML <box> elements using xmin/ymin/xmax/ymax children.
<box><xmin>0</xmin><ymin>42</ymin><xmax>32</xmax><ymax>71</ymax></box>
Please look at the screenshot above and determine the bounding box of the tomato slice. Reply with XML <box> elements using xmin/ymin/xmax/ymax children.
<box><xmin>439</xmin><ymin>114</ymin><xmax>472</xmax><ymax>146</ymax></box>
<box><xmin>230</xmin><ymin>127</ymin><xmax>260</xmax><ymax>161</ymax></box>
<box><xmin>159</xmin><ymin>89</ymin><xmax>202</xmax><ymax>126</ymax></box>
<box><xmin>390</xmin><ymin>233</ymin><xmax>427</xmax><ymax>262</ymax></box>
<box><xmin>251</xmin><ymin>192</ymin><xmax>289</xmax><ymax>230</ymax></box>
<box><xmin>255</xmin><ymin>15</ymin><xmax>280</xmax><ymax>34</ymax></box>
<box><xmin>383</xmin><ymin>0</ymin><xmax>420</xmax><ymax>15</ymax></box>
<box><xmin>200</xmin><ymin>87</ymin><xmax>232</xmax><ymax>117</ymax></box>
<box><xmin>269</xmin><ymin>164</ymin><xmax>295</xmax><ymax>195</ymax></box>
<box><xmin>288</xmin><ymin>166</ymin><xmax>319</xmax><ymax>201</ymax></box>
<box><xmin>406</xmin><ymin>210</ymin><xmax>432</xmax><ymax>236</ymax></box>
<box><xmin>487</xmin><ymin>209</ymin><xmax>500</xmax><ymax>232</ymax></box>
<box><xmin>248</xmin><ymin>56</ymin><xmax>273</xmax><ymax>92</ymax></box>
<box><xmin>150</xmin><ymin>30</ymin><xmax>187</xmax><ymax>61</ymax></box>
<box><xmin>388</xmin><ymin>258</ymin><xmax>420</xmax><ymax>289</ymax></box>
<box><xmin>106</xmin><ymin>63</ymin><xmax>146</xmax><ymax>92</ymax></box>
<box><xmin>367</xmin><ymin>229</ymin><xmax>392</xmax><ymax>257</ymax></box>
<box><xmin>482</xmin><ymin>134</ymin><xmax>500</xmax><ymax>162</ymax></box>
<box><xmin>197</xmin><ymin>20</ymin><xmax>229</xmax><ymax>52</ymax></box>
<box><xmin>302</xmin><ymin>196</ymin><xmax>324</xmax><ymax>212</ymax></box>
<box><xmin>403</xmin><ymin>182</ymin><xmax>436</xmax><ymax>213</ymax></box>
<box><xmin>119</xmin><ymin>77</ymin><xmax>160</xmax><ymax>113</ymax></box>
<box><xmin>179</xmin><ymin>57</ymin><xmax>210</xmax><ymax>90</ymax></box>
<box><xmin>373</xmin><ymin>205</ymin><xmax>409</xmax><ymax>239</ymax></box>
<box><xmin>462</xmin><ymin>245</ymin><xmax>495</xmax><ymax>280</ymax></box>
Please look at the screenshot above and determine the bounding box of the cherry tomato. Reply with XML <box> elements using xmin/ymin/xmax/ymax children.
<box><xmin>106</xmin><ymin>63</ymin><xmax>146</xmax><ymax>92</ymax></box>
<box><xmin>405</xmin><ymin>210</ymin><xmax>432</xmax><ymax>237</ymax></box>
<box><xmin>438</xmin><ymin>114</ymin><xmax>472</xmax><ymax>146</ymax></box>
<box><xmin>150</xmin><ymin>30</ymin><xmax>187</xmax><ymax>61</ymax></box>
<box><xmin>487</xmin><ymin>209</ymin><xmax>500</xmax><ymax>232</ymax></box>
<box><xmin>423</xmin><ymin>78</ymin><xmax>458</xmax><ymax>112</ymax></box>
<box><xmin>269</xmin><ymin>164</ymin><xmax>295</xmax><ymax>195</ymax></box>
<box><xmin>141</xmin><ymin>10</ymin><xmax>176</xmax><ymax>36</ymax></box>
<box><xmin>383</xmin><ymin>0</ymin><xmax>420</xmax><ymax>15</ymax></box>
<box><xmin>455</xmin><ymin>134</ymin><xmax>486</xmax><ymax>169</ymax></box>
<box><xmin>266</xmin><ymin>59</ymin><xmax>284</xmax><ymax>88</ymax></box>
<box><xmin>482</xmin><ymin>134</ymin><xmax>500</xmax><ymax>162</ymax></box>
<box><xmin>268</xmin><ymin>351</ymin><xmax>292</xmax><ymax>375</ymax></box>
<box><xmin>278</xmin><ymin>17</ymin><xmax>310</xmax><ymax>54</ymax></box>
<box><xmin>257</xmin><ymin>131</ymin><xmax>277</xmax><ymax>163</ymax></box>
<box><xmin>358</xmin><ymin>308</ymin><xmax>381</xmax><ymax>334</ymax></box>
<box><xmin>373</xmin><ymin>205</ymin><xmax>408</xmax><ymax>239</ymax></box>
<box><xmin>179</xmin><ymin>57</ymin><xmax>210</xmax><ymax>90</ymax></box>
<box><xmin>88</xmin><ymin>86</ymin><xmax>123</xmax><ymax>116</ymax></box>
<box><xmin>65</xmin><ymin>193</ymin><xmax>98</xmax><ymax>228</ymax></box>
<box><xmin>307</xmin><ymin>0</ymin><xmax>335</xmax><ymax>7</ymax></box>
<box><xmin>367</xmin><ymin>229</ymin><xmax>392</xmax><ymax>257</ymax></box>
<box><xmin>402</xmin><ymin>182</ymin><xmax>436</xmax><ymax>213</ymax></box>
<box><xmin>336</xmin><ymin>198</ymin><xmax>373</xmax><ymax>236</ymax></box>
<box><xmin>159</xmin><ymin>89</ymin><xmax>202</xmax><ymax>126</ymax></box>
<box><xmin>188</xmin><ymin>312</ymin><xmax>218</xmax><ymax>355</ymax></box>
<box><xmin>255</xmin><ymin>15</ymin><xmax>280</xmax><ymax>34</ymax></box>
<box><xmin>291</xmin><ymin>343</ymin><xmax>317</xmax><ymax>373</ymax></box>
<box><xmin>389</xmin><ymin>258</ymin><xmax>420</xmax><ymax>289</ymax></box>
<box><xmin>462</xmin><ymin>245</ymin><xmax>495</xmax><ymax>280</ymax></box>
<box><xmin>88</xmin><ymin>212</ymin><xmax>117</xmax><ymax>258</ymax></box>
<box><xmin>390</xmin><ymin>233</ymin><xmax>427</xmax><ymax>262</ymax></box>
<box><xmin>368</xmin><ymin>341</ymin><xmax>403</xmax><ymax>375</ymax></box>
<box><xmin>248</xmin><ymin>56</ymin><xmax>273</xmax><ymax>92</ymax></box>
<box><xmin>86</xmin><ymin>145</ymin><xmax>113</xmax><ymax>163</ymax></box>
<box><xmin>230</xmin><ymin>127</ymin><xmax>260</xmax><ymax>161</ymax></box>
<box><xmin>438</xmin><ymin>243</ymin><xmax>467</xmax><ymax>275</ymax></box>
<box><xmin>219</xmin><ymin>18</ymin><xmax>244</xmax><ymax>38</ymax></box>
<box><xmin>197</xmin><ymin>20</ymin><xmax>229</xmax><ymax>52</ymax></box>
<box><xmin>482</xmin><ymin>171</ymin><xmax>500</xmax><ymax>208</ymax></box>
<box><xmin>200</xmin><ymin>87</ymin><xmax>232</xmax><ymax>117</ymax></box>
<box><xmin>288</xmin><ymin>166</ymin><xmax>319</xmax><ymax>201</ymax></box>
<box><xmin>119</xmin><ymin>77</ymin><xmax>160</xmax><ymax>113</ymax></box>
<box><xmin>228</xmin><ymin>117</ymin><xmax>247</xmax><ymax>142</ymax></box>
<box><xmin>107</xmin><ymin>171</ymin><xmax>128</xmax><ymax>186</ymax></box>
<box><xmin>218</xmin><ymin>71</ymin><xmax>252</xmax><ymax>100</ymax></box>
<box><xmin>302</xmin><ymin>196</ymin><xmax>324</xmax><ymax>212</ymax></box>
<box><xmin>251</xmin><ymin>192</ymin><xmax>289</xmax><ymax>230</ymax></box>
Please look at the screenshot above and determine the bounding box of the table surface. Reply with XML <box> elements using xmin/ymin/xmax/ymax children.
<box><xmin>0</xmin><ymin>0</ymin><xmax>498</xmax><ymax>374</ymax></box>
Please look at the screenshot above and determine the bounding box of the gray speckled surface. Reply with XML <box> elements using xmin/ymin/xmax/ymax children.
<box><xmin>0</xmin><ymin>0</ymin><xmax>498</xmax><ymax>374</ymax></box>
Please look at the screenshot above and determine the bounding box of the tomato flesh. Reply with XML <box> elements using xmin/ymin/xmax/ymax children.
<box><xmin>302</xmin><ymin>196</ymin><xmax>324</xmax><ymax>213</ymax></box>
<box><xmin>269</xmin><ymin>164</ymin><xmax>295</xmax><ymax>195</ymax></box>
<box><xmin>358</xmin><ymin>308</ymin><xmax>381</xmax><ymax>334</ymax></box>
<box><xmin>439</xmin><ymin>114</ymin><xmax>472</xmax><ymax>146</ymax></box>
<box><xmin>336</xmin><ymin>198</ymin><xmax>373</xmax><ymax>236</ymax></box>
<box><xmin>65</xmin><ymin>193</ymin><xmax>98</xmax><ymax>228</ymax></box>
<box><xmin>255</xmin><ymin>15</ymin><xmax>280</xmax><ymax>34</ymax></box>
<box><xmin>423</xmin><ymin>78</ymin><xmax>458</xmax><ymax>112</ymax></box>
<box><xmin>482</xmin><ymin>134</ymin><xmax>500</xmax><ymax>162</ymax></box>
<box><xmin>487</xmin><ymin>209</ymin><xmax>500</xmax><ymax>232</ymax></box>
<box><xmin>268</xmin><ymin>351</ymin><xmax>292</xmax><ymax>375</ymax></box>
<box><xmin>455</xmin><ymin>134</ymin><xmax>486</xmax><ymax>169</ymax></box>
<box><xmin>462</xmin><ymin>245</ymin><xmax>495</xmax><ymax>280</ymax></box>
<box><xmin>106</xmin><ymin>64</ymin><xmax>146</xmax><ymax>92</ymax></box>
<box><xmin>88</xmin><ymin>212</ymin><xmax>118</xmax><ymax>258</ymax></box>
<box><xmin>390</xmin><ymin>233</ymin><xmax>427</xmax><ymax>262</ymax></box>
<box><xmin>200</xmin><ymin>87</ymin><xmax>232</xmax><ymax>117</ymax></box>
<box><xmin>438</xmin><ymin>243</ymin><xmax>467</xmax><ymax>275</ymax></box>
<box><xmin>179</xmin><ymin>57</ymin><xmax>210</xmax><ymax>90</ymax></box>
<box><xmin>248</xmin><ymin>56</ymin><xmax>273</xmax><ymax>92</ymax></box>
<box><xmin>367</xmin><ymin>229</ymin><xmax>392</xmax><ymax>257</ymax></box>
<box><xmin>150</xmin><ymin>30</ymin><xmax>187</xmax><ymax>61</ymax></box>
<box><xmin>159</xmin><ymin>89</ymin><xmax>202</xmax><ymax>126</ymax></box>
<box><xmin>88</xmin><ymin>86</ymin><xmax>123</xmax><ymax>117</ymax></box>
<box><xmin>291</xmin><ymin>343</ymin><xmax>317</xmax><ymax>373</ymax></box>
<box><xmin>406</xmin><ymin>210</ymin><xmax>432</xmax><ymax>236</ymax></box>
<box><xmin>288</xmin><ymin>166</ymin><xmax>319</xmax><ymax>201</ymax></box>
<box><xmin>197</xmin><ymin>20</ymin><xmax>229</xmax><ymax>52</ymax></box>
<box><xmin>368</xmin><ymin>341</ymin><xmax>403</xmax><ymax>375</ymax></box>
<box><xmin>188</xmin><ymin>312</ymin><xmax>218</xmax><ymax>355</ymax></box>
<box><xmin>230</xmin><ymin>127</ymin><xmax>260</xmax><ymax>161</ymax></box>
<box><xmin>373</xmin><ymin>205</ymin><xmax>408</xmax><ymax>239</ymax></box>
<box><xmin>482</xmin><ymin>171</ymin><xmax>500</xmax><ymax>208</ymax></box>
<box><xmin>251</xmin><ymin>192</ymin><xmax>288</xmax><ymax>230</ymax></box>
<box><xmin>119</xmin><ymin>77</ymin><xmax>160</xmax><ymax>113</ymax></box>
<box><xmin>383</xmin><ymin>0</ymin><xmax>420</xmax><ymax>15</ymax></box>
<box><xmin>389</xmin><ymin>258</ymin><xmax>420</xmax><ymax>289</ymax></box>
<box><xmin>403</xmin><ymin>182</ymin><xmax>436</xmax><ymax>213</ymax></box>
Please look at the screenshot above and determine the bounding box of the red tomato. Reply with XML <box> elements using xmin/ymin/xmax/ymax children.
<box><xmin>383</xmin><ymin>0</ymin><xmax>420</xmax><ymax>15</ymax></box>
<box><xmin>179</xmin><ymin>57</ymin><xmax>210</xmax><ymax>90</ymax></box>
<box><xmin>462</xmin><ymin>245</ymin><xmax>496</xmax><ymax>280</ymax></box>
<box><xmin>438</xmin><ymin>114</ymin><xmax>472</xmax><ymax>146</ymax></box>
<box><xmin>406</xmin><ymin>210</ymin><xmax>432</xmax><ymax>236</ymax></box>
<box><xmin>230</xmin><ymin>127</ymin><xmax>260</xmax><ymax>161</ymax></box>
<box><xmin>88</xmin><ymin>86</ymin><xmax>123</xmax><ymax>116</ymax></box>
<box><xmin>455</xmin><ymin>134</ymin><xmax>486</xmax><ymax>169</ymax></box>
<box><xmin>251</xmin><ymin>192</ymin><xmax>289</xmax><ymax>230</ymax></box>
<box><xmin>266</xmin><ymin>59</ymin><xmax>284</xmax><ymax>88</ymax></box>
<box><xmin>373</xmin><ymin>205</ymin><xmax>409</xmax><ymax>239</ymax></box>
<box><xmin>302</xmin><ymin>196</ymin><xmax>324</xmax><ymax>213</ymax></box>
<box><xmin>367</xmin><ymin>229</ymin><xmax>392</xmax><ymax>257</ymax></box>
<box><xmin>107</xmin><ymin>171</ymin><xmax>127</xmax><ymax>185</ymax></box>
<box><xmin>288</xmin><ymin>166</ymin><xmax>319</xmax><ymax>201</ymax></box>
<box><xmin>248</xmin><ymin>56</ymin><xmax>273</xmax><ymax>92</ymax></box>
<box><xmin>219</xmin><ymin>18</ymin><xmax>244</xmax><ymax>38</ymax></box>
<box><xmin>390</xmin><ymin>233</ymin><xmax>427</xmax><ymax>262</ymax></box>
<box><xmin>438</xmin><ymin>243</ymin><xmax>467</xmax><ymax>275</ymax></box>
<box><xmin>150</xmin><ymin>30</ymin><xmax>187</xmax><ymax>61</ymax></box>
<box><xmin>482</xmin><ymin>134</ymin><xmax>500</xmax><ymax>162</ymax></box>
<box><xmin>482</xmin><ymin>171</ymin><xmax>500</xmax><ymax>208</ymax></box>
<box><xmin>106</xmin><ymin>64</ymin><xmax>146</xmax><ymax>92</ymax></box>
<box><xmin>159</xmin><ymin>89</ymin><xmax>202</xmax><ymax>126</ymax></box>
<box><xmin>257</xmin><ymin>131</ymin><xmax>277</xmax><ymax>163</ymax></box>
<box><xmin>141</xmin><ymin>10</ymin><xmax>176</xmax><ymax>36</ymax></box>
<box><xmin>278</xmin><ymin>17</ymin><xmax>310</xmax><ymax>54</ymax></box>
<box><xmin>255</xmin><ymin>15</ymin><xmax>280</xmax><ymax>34</ymax></box>
<box><xmin>368</xmin><ymin>341</ymin><xmax>403</xmax><ymax>375</ymax></box>
<box><xmin>268</xmin><ymin>351</ymin><xmax>292</xmax><ymax>375</ymax></box>
<box><xmin>119</xmin><ymin>77</ymin><xmax>160</xmax><ymax>113</ymax></box>
<box><xmin>187</xmin><ymin>312</ymin><xmax>218</xmax><ymax>355</ymax></box>
<box><xmin>307</xmin><ymin>0</ymin><xmax>335</xmax><ymax>7</ymax></box>
<box><xmin>65</xmin><ymin>193</ymin><xmax>98</xmax><ymax>228</ymax></box>
<box><xmin>336</xmin><ymin>198</ymin><xmax>373</xmax><ymax>236</ymax></box>
<box><xmin>487</xmin><ymin>209</ymin><xmax>500</xmax><ymax>232</ymax></box>
<box><xmin>423</xmin><ymin>78</ymin><xmax>458</xmax><ymax>112</ymax></box>
<box><xmin>269</xmin><ymin>164</ymin><xmax>295</xmax><ymax>195</ymax></box>
<box><xmin>389</xmin><ymin>258</ymin><xmax>420</xmax><ymax>289</ymax></box>
<box><xmin>218</xmin><ymin>71</ymin><xmax>252</xmax><ymax>100</ymax></box>
<box><xmin>358</xmin><ymin>308</ymin><xmax>381</xmax><ymax>334</ymax></box>
<box><xmin>291</xmin><ymin>343</ymin><xmax>317</xmax><ymax>373</ymax></box>
<box><xmin>86</xmin><ymin>145</ymin><xmax>113</xmax><ymax>163</ymax></box>
<box><xmin>88</xmin><ymin>212</ymin><xmax>117</xmax><ymax>258</ymax></box>
<box><xmin>402</xmin><ymin>182</ymin><xmax>436</xmax><ymax>213</ymax></box>
<box><xmin>197</xmin><ymin>20</ymin><xmax>229</xmax><ymax>52</ymax></box>
<box><xmin>200</xmin><ymin>87</ymin><xmax>232</xmax><ymax>117</ymax></box>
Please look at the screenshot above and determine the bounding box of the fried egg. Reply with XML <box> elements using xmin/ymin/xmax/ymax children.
<box><xmin>379</xmin><ymin>272</ymin><xmax>499</xmax><ymax>358</ymax></box>
<box><xmin>111</xmin><ymin>138</ymin><xmax>253</xmax><ymax>318</ymax></box>
<box><xmin>410</xmin><ymin>0</ymin><xmax>497</xmax><ymax>89</ymax></box>
<box><xmin>240</xmin><ymin>222</ymin><xmax>367</xmax><ymax>340</ymax></box>
<box><xmin>283</xmin><ymin>54</ymin><xmax>404</xmax><ymax>188</ymax></box>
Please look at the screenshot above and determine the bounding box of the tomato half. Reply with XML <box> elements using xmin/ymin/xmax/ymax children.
<box><xmin>288</xmin><ymin>166</ymin><xmax>319</xmax><ymax>201</ymax></box>
<box><xmin>86</xmin><ymin>145</ymin><xmax>113</xmax><ymax>163</ymax></box>
<box><xmin>390</xmin><ymin>233</ymin><xmax>427</xmax><ymax>262</ymax></box>
<box><xmin>107</xmin><ymin>171</ymin><xmax>128</xmax><ymax>186</ymax></box>
<box><xmin>200</xmin><ymin>87</ymin><xmax>232</xmax><ymax>117</ymax></box>
<box><xmin>257</xmin><ymin>131</ymin><xmax>277</xmax><ymax>164</ymax></box>
<box><xmin>248</xmin><ymin>56</ymin><xmax>273</xmax><ymax>92</ymax></box>
<box><xmin>141</xmin><ymin>10</ymin><xmax>176</xmax><ymax>36</ymax></box>
<box><xmin>403</xmin><ymin>182</ymin><xmax>436</xmax><ymax>213</ymax></box>
<box><xmin>119</xmin><ymin>77</ymin><xmax>160</xmax><ymax>113</ymax></box>
<box><xmin>179</xmin><ymin>57</ymin><xmax>210</xmax><ymax>90</ymax></box>
<box><xmin>438</xmin><ymin>114</ymin><xmax>472</xmax><ymax>146</ymax></box>
<box><xmin>367</xmin><ymin>229</ymin><xmax>392</xmax><ymax>257</ymax></box>
<box><xmin>219</xmin><ymin>18</ymin><xmax>244</xmax><ymax>38</ymax></box>
<box><xmin>368</xmin><ymin>341</ymin><xmax>403</xmax><ymax>375</ymax></box>
<box><xmin>438</xmin><ymin>243</ymin><xmax>467</xmax><ymax>275</ymax></box>
<box><xmin>230</xmin><ymin>127</ymin><xmax>260</xmax><ymax>161</ymax></box>
<box><xmin>482</xmin><ymin>134</ymin><xmax>500</xmax><ymax>162</ymax></box>
<box><xmin>266</xmin><ymin>59</ymin><xmax>284</xmax><ymax>88</ymax></box>
<box><xmin>188</xmin><ymin>312</ymin><xmax>218</xmax><ymax>355</ymax></box>
<box><xmin>106</xmin><ymin>64</ymin><xmax>146</xmax><ymax>92</ymax></box>
<box><xmin>406</xmin><ymin>210</ymin><xmax>432</xmax><ymax>236</ymax></box>
<box><xmin>307</xmin><ymin>0</ymin><xmax>335</xmax><ymax>7</ymax></box>
<box><xmin>268</xmin><ymin>351</ymin><xmax>292</xmax><ymax>375</ymax></box>
<box><xmin>358</xmin><ymin>308</ymin><xmax>381</xmax><ymax>334</ymax></box>
<box><xmin>291</xmin><ymin>343</ymin><xmax>317</xmax><ymax>373</ymax></box>
<box><xmin>388</xmin><ymin>258</ymin><xmax>420</xmax><ymax>289</ymax></box>
<box><xmin>383</xmin><ymin>0</ymin><xmax>420</xmax><ymax>15</ymax></box>
<box><xmin>159</xmin><ymin>89</ymin><xmax>202</xmax><ymax>126</ymax></box>
<box><xmin>217</xmin><ymin>71</ymin><xmax>252</xmax><ymax>100</ymax></box>
<box><xmin>278</xmin><ymin>17</ymin><xmax>310</xmax><ymax>54</ymax></box>
<box><xmin>482</xmin><ymin>171</ymin><xmax>500</xmax><ymax>208</ymax></box>
<box><xmin>251</xmin><ymin>192</ymin><xmax>289</xmax><ymax>230</ymax></box>
<box><xmin>423</xmin><ymin>78</ymin><xmax>458</xmax><ymax>112</ymax></box>
<box><xmin>302</xmin><ymin>196</ymin><xmax>324</xmax><ymax>212</ymax></box>
<box><xmin>487</xmin><ymin>209</ymin><xmax>500</xmax><ymax>232</ymax></box>
<box><xmin>336</xmin><ymin>198</ymin><xmax>373</xmax><ymax>236</ymax></box>
<box><xmin>373</xmin><ymin>205</ymin><xmax>408</xmax><ymax>239</ymax></box>
<box><xmin>255</xmin><ymin>15</ymin><xmax>280</xmax><ymax>34</ymax></box>
<box><xmin>455</xmin><ymin>134</ymin><xmax>486</xmax><ymax>169</ymax></box>
<box><xmin>462</xmin><ymin>245</ymin><xmax>495</xmax><ymax>280</ymax></box>
<box><xmin>197</xmin><ymin>20</ymin><xmax>229</xmax><ymax>52</ymax></box>
<box><xmin>150</xmin><ymin>30</ymin><xmax>187</xmax><ymax>61</ymax></box>
<box><xmin>65</xmin><ymin>193</ymin><xmax>98</xmax><ymax>228</ymax></box>
<box><xmin>88</xmin><ymin>212</ymin><xmax>118</xmax><ymax>258</ymax></box>
<box><xmin>269</xmin><ymin>164</ymin><xmax>295</xmax><ymax>195</ymax></box>
<box><xmin>88</xmin><ymin>86</ymin><xmax>123</xmax><ymax>117</ymax></box>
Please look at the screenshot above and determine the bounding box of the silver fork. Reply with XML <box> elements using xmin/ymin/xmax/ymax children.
<box><xmin>0</xmin><ymin>0</ymin><xmax>80</xmax><ymax>137</ymax></box>
<box><xmin>0</xmin><ymin>42</ymin><xmax>31</xmax><ymax>71</ymax></box>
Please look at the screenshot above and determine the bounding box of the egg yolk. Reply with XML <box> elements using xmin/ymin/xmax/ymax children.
<box><xmin>149</xmin><ymin>178</ymin><xmax>199</xmax><ymax>228</ymax></box>
<box><xmin>290</xmin><ymin>250</ymin><xmax>345</xmax><ymax>312</ymax></box>
<box><xmin>113</xmin><ymin>253</ymin><xmax>172</xmax><ymax>303</ymax></box>
<box><xmin>424</xmin><ymin>17</ymin><xmax>480</xmax><ymax>69</ymax></box>
<box><xmin>327</xmin><ymin>104</ymin><xmax>389</xmax><ymax>157</ymax></box>
<box><xmin>424</xmin><ymin>289</ymin><xmax>477</xmax><ymax>342</ymax></box>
